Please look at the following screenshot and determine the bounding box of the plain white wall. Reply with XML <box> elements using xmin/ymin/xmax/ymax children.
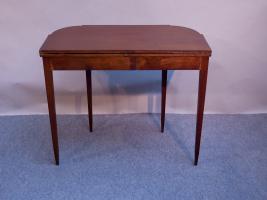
<box><xmin>1</xmin><ymin>0</ymin><xmax>267</xmax><ymax>115</ymax></box>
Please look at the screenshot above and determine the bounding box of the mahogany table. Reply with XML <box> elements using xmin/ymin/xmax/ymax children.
<box><xmin>39</xmin><ymin>25</ymin><xmax>212</xmax><ymax>165</ymax></box>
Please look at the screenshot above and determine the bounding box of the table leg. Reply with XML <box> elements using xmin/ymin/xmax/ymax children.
<box><xmin>194</xmin><ymin>57</ymin><xmax>209</xmax><ymax>165</ymax></box>
<box><xmin>43</xmin><ymin>59</ymin><xmax>59</xmax><ymax>165</ymax></box>
<box><xmin>161</xmin><ymin>70</ymin><xmax>167</xmax><ymax>132</ymax></box>
<box><xmin>86</xmin><ymin>70</ymin><xmax>93</xmax><ymax>132</ymax></box>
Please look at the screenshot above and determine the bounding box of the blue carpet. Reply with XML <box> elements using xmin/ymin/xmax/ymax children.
<box><xmin>0</xmin><ymin>114</ymin><xmax>267</xmax><ymax>199</ymax></box>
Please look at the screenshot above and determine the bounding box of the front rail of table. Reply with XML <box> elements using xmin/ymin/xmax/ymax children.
<box><xmin>40</xmin><ymin>25</ymin><xmax>211</xmax><ymax>165</ymax></box>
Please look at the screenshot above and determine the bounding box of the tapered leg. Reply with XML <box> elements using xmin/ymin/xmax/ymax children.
<box><xmin>86</xmin><ymin>70</ymin><xmax>93</xmax><ymax>132</ymax></box>
<box><xmin>43</xmin><ymin>59</ymin><xmax>59</xmax><ymax>165</ymax></box>
<box><xmin>194</xmin><ymin>57</ymin><xmax>209</xmax><ymax>165</ymax></box>
<box><xmin>161</xmin><ymin>70</ymin><xmax>167</xmax><ymax>132</ymax></box>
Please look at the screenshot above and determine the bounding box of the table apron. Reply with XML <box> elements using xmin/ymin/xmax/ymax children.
<box><xmin>45</xmin><ymin>56</ymin><xmax>202</xmax><ymax>70</ymax></box>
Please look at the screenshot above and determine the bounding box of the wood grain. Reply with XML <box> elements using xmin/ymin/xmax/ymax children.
<box><xmin>45</xmin><ymin>55</ymin><xmax>201</xmax><ymax>70</ymax></box>
<box><xmin>40</xmin><ymin>25</ymin><xmax>211</xmax><ymax>56</ymax></box>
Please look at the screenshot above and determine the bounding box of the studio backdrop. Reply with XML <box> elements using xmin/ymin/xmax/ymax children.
<box><xmin>1</xmin><ymin>0</ymin><xmax>267</xmax><ymax>115</ymax></box>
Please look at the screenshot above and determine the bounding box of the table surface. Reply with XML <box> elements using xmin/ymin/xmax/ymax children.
<box><xmin>40</xmin><ymin>25</ymin><xmax>211</xmax><ymax>56</ymax></box>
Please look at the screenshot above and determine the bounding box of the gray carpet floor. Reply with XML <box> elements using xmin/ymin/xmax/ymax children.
<box><xmin>0</xmin><ymin>114</ymin><xmax>267</xmax><ymax>200</ymax></box>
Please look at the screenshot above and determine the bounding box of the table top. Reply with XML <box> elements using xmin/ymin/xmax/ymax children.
<box><xmin>40</xmin><ymin>25</ymin><xmax>211</xmax><ymax>56</ymax></box>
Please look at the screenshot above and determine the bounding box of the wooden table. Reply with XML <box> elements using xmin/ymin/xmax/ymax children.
<box><xmin>40</xmin><ymin>25</ymin><xmax>211</xmax><ymax>165</ymax></box>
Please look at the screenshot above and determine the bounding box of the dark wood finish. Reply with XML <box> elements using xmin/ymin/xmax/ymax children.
<box><xmin>45</xmin><ymin>55</ymin><xmax>201</xmax><ymax>70</ymax></box>
<box><xmin>86</xmin><ymin>70</ymin><xmax>93</xmax><ymax>132</ymax></box>
<box><xmin>194</xmin><ymin>57</ymin><xmax>209</xmax><ymax>165</ymax></box>
<box><xmin>40</xmin><ymin>25</ymin><xmax>211</xmax><ymax>55</ymax></box>
<box><xmin>161</xmin><ymin>70</ymin><xmax>167</xmax><ymax>132</ymax></box>
<box><xmin>43</xmin><ymin>58</ymin><xmax>59</xmax><ymax>165</ymax></box>
<box><xmin>40</xmin><ymin>25</ymin><xmax>212</xmax><ymax>165</ymax></box>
